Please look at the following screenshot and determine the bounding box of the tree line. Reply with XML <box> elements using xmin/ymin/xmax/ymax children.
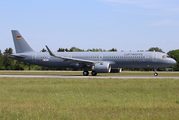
<box><xmin>0</xmin><ymin>47</ymin><xmax>178</xmax><ymax>71</ymax></box>
<box><xmin>41</xmin><ymin>47</ymin><xmax>117</xmax><ymax>52</ymax></box>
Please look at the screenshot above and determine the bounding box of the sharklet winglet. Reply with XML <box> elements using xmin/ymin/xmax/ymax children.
<box><xmin>45</xmin><ymin>45</ymin><xmax>58</xmax><ymax>57</ymax></box>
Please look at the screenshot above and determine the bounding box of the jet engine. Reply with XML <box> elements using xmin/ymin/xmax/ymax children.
<box><xmin>110</xmin><ymin>68</ymin><xmax>122</xmax><ymax>73</ymax></box>
<box><xmin>94</xmin><ymin>62</ymin><xmax>111</xmax><ymax>73</ymax></box>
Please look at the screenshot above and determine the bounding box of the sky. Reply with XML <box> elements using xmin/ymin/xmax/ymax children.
<box><xmin>0</xmin><ymin>0</ymin><xmax>179</xmax><ymax>53</ymax></box>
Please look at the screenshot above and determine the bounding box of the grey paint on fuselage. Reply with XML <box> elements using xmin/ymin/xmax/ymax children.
<box><xmin>10</xmin><ymin>51</ymin><xmax>176</xmax><ymax>69</ymax></box>
<box><xmin>9</xmin><ymin>30</ymin><xmax>176</xmax><ymax>76</ymax></box>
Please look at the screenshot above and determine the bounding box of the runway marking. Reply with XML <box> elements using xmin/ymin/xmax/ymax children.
<box><xmin>0</xmin><ymin>75</ymin><xmax>179</xmax><ymax>79</ymax></box>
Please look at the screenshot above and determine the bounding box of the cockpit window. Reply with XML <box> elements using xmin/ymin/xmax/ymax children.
<box><xmin>162</xmin><ymin>55</ymin><xmax>167</xmax><ymax>59</ymax></box>
<box><xmin>167</xmin><ymin>55</ymin><xmax>170</xmax><ymax>58</ymax></box>
<box><xmin>162</xmin><ymin>55</ymin><xmax>171</xmax><ymax>59</ymax></box>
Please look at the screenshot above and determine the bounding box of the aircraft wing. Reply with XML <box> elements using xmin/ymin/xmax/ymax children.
<box><xmin>45</xmin><ymin>45</ymin><xmax>100</xmax><ymax>65</ymax></box>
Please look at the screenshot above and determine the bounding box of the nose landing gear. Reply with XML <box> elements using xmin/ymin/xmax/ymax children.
<box><xmin>154</xmin><ymin>69</ymin><xmax>158</xmax><ymax>76</ymax></box>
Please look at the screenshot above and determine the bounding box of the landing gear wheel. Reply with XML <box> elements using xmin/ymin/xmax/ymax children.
<box><xmin>91</xmin><ymin>71</ymin><xmax>97</xmax><ymax>76</ymax></box>
<box><xmin>154</xmin><ymin>68</ymin><xmax>158</xmax><ymax>76</ymax></box>
<box><xmin>83</xmin><ymin>71</ymin><xmax>89</xmax><ymax>76</ymax></box>
<box><xmin>154</xmin><ymin>73</ymin><xmax>158</xmax><ymax>76</ymax></box>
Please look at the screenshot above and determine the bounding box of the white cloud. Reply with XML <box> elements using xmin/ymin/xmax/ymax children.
<box><xmin>98</xmin><ymin>0</ymin><xmax>179</xmax><ymax>17</ymax></box>
<box><xmin>161</xmin><ymin>40</ymin><xmax>166</xmax><ymax>43</ymax></box>
<box><xmin>167</xmin><ymin>8</ymin><xmax>179</xmax><ymax>12</ymax></box>
<box><xmin>150</xmin><ymin>19</ymin><xmax>179</xmax><ymax>26</ymax></box>
<box><xmin>172</xmin><ymin>40</ymin><xmax>179</xmax><ymax>43</ymax></box>
<box><xmin>101</xmin><ymin>0</ymin><xmax>147</xmax><ymax>4</ymax></box>
<box><xmin>98</xmin><ymin>0</ymin><xmax>178</xmax><ymax>9</ymax></box>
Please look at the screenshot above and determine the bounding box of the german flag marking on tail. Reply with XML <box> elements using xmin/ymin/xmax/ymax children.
<box><xmin>17</xmin><ymin>36</ymin><xmax>21</xmax><ymax>39</ymax></box>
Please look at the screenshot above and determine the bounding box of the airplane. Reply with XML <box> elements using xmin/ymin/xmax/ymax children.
<box><xmin>9</xmin><ymin>30</ymin><xmax>176</xmax><ymax>76</ymax></box>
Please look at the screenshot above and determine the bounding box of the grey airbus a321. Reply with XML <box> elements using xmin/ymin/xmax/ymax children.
<box><xmin>9</xmin><ymin>30</ymin><xmax>176</xmax><ymax>76</ymax></box>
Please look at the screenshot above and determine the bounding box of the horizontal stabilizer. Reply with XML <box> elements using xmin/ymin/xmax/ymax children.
<box><xmin>9</xmin><ymin>54</ymin><xmax>25</xmax><ymax>58</ymax></box>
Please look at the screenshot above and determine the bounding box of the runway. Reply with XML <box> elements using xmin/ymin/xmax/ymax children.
<box><xmin>0</xmin><ymin>75</ymin><xmax>179</xmax><ymax>79</ymax></box>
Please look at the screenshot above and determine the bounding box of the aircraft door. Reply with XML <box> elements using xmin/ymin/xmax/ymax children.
<box><xmin>68</xmin><ymin>54</ymin><xmax>72</xmax><ymax>58</ymax></box>
<box><xmin>152</xmin><ymin>53</ymin><xmax>157</xmax><ymax>62</ymax></box>
<box><xmin>32</xmin><ymin>54</ymin><xmax>37</xmax><ymax>62</ymax></box>
<box><xmin>99</xmin><ymin>55</ymin><xmax>103</xmax><ymax>61</ymax></box>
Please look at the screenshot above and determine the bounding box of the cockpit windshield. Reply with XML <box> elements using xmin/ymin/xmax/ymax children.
<box><xmin>162</xmin><ymin>55</ymin><xmax>171</xmax><ymax>59</ymax></box>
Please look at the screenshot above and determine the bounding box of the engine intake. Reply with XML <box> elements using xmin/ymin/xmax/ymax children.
<box><xmin>94</xmin><ymin>62</ymin><xmax>111</xmax><ymax>73</ymax></box>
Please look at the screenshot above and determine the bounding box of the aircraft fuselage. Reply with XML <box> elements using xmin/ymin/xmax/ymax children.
<box><xmin>9</xmin><ymin>51</ymin><xmax>176</xmax><ymax>69</ymax></box>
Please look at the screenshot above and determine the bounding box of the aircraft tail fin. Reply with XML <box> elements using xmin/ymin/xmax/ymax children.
<box><xmin>11</xmin><ymin>30</ymin><xmax>35</xmax><ymax>53</ymax></box>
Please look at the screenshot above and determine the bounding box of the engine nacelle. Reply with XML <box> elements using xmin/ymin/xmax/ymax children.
<box><xmin>110</xmin><ymin>68</ymin><xmax>122</xmax><ymax>73</ymax></box>
<box><xmin>94</xmin><ymin>62</ymin><xmax>111</xmax><ymax>73</ymax></box>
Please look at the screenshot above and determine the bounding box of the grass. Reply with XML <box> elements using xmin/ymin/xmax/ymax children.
<box><xmin>0</xmin><ymin>78</ymin><xmax>179</xmax><ymax>119</ymax></box>
<box><xmin>0</xmin><ymin>70</ymin><xmax>179</xmax><ymax>76</ymax></box>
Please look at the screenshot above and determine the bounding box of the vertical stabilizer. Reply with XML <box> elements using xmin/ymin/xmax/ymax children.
<box><xmin>11</xmin><ymin>30</ymin><xmax>35</xmax><ymax>53</ymax></box>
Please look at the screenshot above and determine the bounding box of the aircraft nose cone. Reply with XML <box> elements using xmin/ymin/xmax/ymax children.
<box><xmin>173</xmin><ymin>59</ymin><xmax>176</xmax><ymax>65</ymax></box>
<box><xmin>170</xmin><ymin>59</ymin><xmax>176</xmax><ymax>66</ymax></box>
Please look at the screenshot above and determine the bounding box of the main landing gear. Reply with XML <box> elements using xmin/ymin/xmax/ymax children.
<box><xmin>91</xmin><ymin>70</ymin><xmax>97</xmax><ymax>76</ymax></box>
<box><xmin>83</xmin><ymin>70</ymin><xmax>97</xmax><ymax>76</ymax></box>
<box><xmin>154</xmin><ymin>69</ymin><xmax>158</xmax><ymax>76</ymax></box>
<box><xmin>83</xmin><ymin>70</ymin><xmax>89</xmax><ymax>76</ymax></box>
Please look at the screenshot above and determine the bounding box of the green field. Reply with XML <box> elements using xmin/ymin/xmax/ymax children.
<box><xmin>0</xmin><ymin>77</ymin><xmax>179</xmax><ymax>119</ymax></box>
<box><xmin>0</xmin><ymin>70</ymin><xmax>179</xmax><ymax>76</ymax></box>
